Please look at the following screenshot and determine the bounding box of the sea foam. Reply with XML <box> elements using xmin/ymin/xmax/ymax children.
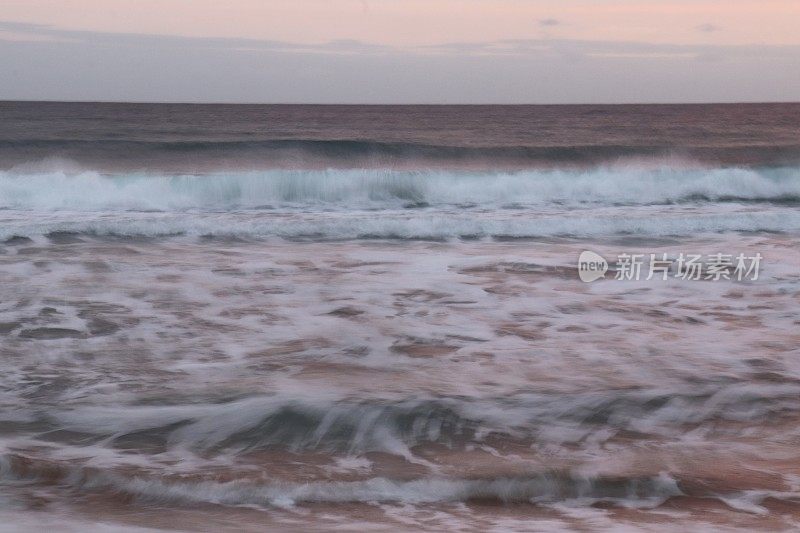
<box><xmin>1</xmin><ymin>165</ymin><xmax>799</xmax><ymax>211</ymax></box>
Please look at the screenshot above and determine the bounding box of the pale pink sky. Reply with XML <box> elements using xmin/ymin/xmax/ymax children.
<box><xmin>3</xmin><ymin>0</ymin><xmax>799</xmax><ymax>46</ymax></box>
<box><xmin>1</xmin><ymin>1</ymin><xmax>798</xmax><ymax>103</ymax></box>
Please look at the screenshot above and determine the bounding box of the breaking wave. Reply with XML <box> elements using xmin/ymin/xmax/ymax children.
<box><xmin>2</xmin><ymin>164</ymin><xmax>800</xmax><ymax>240</ymax></box>
<box><xmin>1</xmin><ymin>165</ymin><xmax>799</xmax><ymax>211</ymax></box>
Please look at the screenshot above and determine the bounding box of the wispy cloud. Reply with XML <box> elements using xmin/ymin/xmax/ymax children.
<box><xmin>1</xmin><ymin>20</ymin><xmax>798</xmax><ymax>103</ymax></box>
<box><xmin>539</xmin><ymin>18</ymin><xmax>560</xmax><ymax>27</ymax></box>
<box><xmin>0</xmin><ymin>21</ymin><xmax>392</xmax><ymax>56</ymax></box>
<box><xmin>2</xmin><ymin>20</ymin><xmax>797</xmax><ymax>61</ymax></box>
<box><xmin>421</xmin><ymin>37</ymin><xmax>798</xmax><ymax>61</ymax></box>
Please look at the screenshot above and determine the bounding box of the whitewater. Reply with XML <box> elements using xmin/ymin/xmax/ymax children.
<box><xmin>2</xmin><ymin>165</ymin><xmax>800</xmax><ymax>242</ymax></box>
<box><xmin>2</xmin><ymin>102</ymin><xmax>800</xmax><ymax>531</ymax></box>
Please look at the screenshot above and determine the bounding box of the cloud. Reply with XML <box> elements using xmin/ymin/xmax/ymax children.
<box><xmin>1</xmin><ymin>20</ymin><xmax>798</xmax><ymax>103</ymax></box>
<box><xmin>2</xmin><ymin>20</ymin><xmax>795</xmax><ymax>61</ymax></box>
<box><xmin>0</xmin><ymin>21</ymin><xmax>391</xmax><ymax>55</ymax></box>
<box><xmin>697</xmin><ymin>23</ymin><xmax>720</xmax><ymax>33</ymax></box>
<box><xmin>539</xmin><ymin>18</ymin><xmax>560</xmax><ymax>27</ymax></box>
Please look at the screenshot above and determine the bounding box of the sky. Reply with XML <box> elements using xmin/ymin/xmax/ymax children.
<box><xmin>0</xmin><ymin>0</ymin><xmax>798</xmax><ymax>103</ymax></box>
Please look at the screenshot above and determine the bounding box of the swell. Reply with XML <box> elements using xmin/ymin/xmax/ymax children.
<box><xmin>2</xmin><ymin>139</ymin><xmax>800</xmax><ymax>168</ymax></box>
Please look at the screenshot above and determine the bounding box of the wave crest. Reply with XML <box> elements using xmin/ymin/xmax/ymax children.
<box><xmin>1</xmin><ymin>165</ymin><xmax>799</xmax><ymax>211</ymax></box>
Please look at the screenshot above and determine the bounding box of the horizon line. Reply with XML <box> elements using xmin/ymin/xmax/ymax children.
<box><xmin>2</xmin><ymin>99</ymin><xmax>800</xmax><ymax>107</ymax></box>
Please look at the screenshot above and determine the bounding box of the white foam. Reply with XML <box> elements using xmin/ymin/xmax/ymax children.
<box><xmin>1</xmin><ymin>204</ymin><xmax>799</xmax><ymax>240</ymax></box>
<box><xmin>1</xmin><ymin>166</ymin><xmax>798</xmax><ymax>211</ymax></box>
<box><xmin>0</xmin><ymin>454</ymin><xmax>682</xmax><ymax>508</ymax></box>
<box><xmin>2</xmin><ymin>165</ymin><xmax>798</xmax><ymax>239</ymax></box>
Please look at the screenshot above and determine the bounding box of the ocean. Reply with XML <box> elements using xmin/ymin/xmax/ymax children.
<box><xmin>1</xmin><ymin>101</ymin><xmax>799</xmax><ymax>531</ymax></box>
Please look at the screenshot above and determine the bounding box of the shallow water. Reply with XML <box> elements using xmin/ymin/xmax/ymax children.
<box><xmin>1</xmin><ymin>103</ymin><xmax>800</xmax><ymax>531</ymax></box>
<box><xmin>2</xmin><ymin>234</ymin><xmax>800</xmax><ymax>530</ymax></box>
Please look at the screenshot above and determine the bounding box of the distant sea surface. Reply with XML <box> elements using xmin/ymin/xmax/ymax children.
<box><xmin>1</xmin><ymin>102</ymin><xmax>800</xmax><ymax>531</ymax></box>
